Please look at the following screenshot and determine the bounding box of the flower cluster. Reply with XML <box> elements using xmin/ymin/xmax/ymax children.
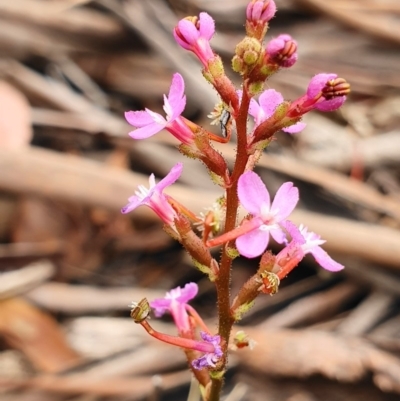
<box><xmin>124</xmin><ymin>0</ymin><xmax>349</xmax><ymax>398</ymax></box>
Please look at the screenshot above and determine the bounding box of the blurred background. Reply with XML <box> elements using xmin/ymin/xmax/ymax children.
<box><xmin>0</xmin><ymin>0</ymin><xmax>400</xmax><ymax>400</ymax></box>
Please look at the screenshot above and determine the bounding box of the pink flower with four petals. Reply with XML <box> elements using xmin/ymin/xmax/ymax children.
<box><xmin>236</xmin><ymin>171</ymin><xmax>299</xmax><ymax>258</ymax></box>
<box><xmin>249</xmin><ymin>89</ymin><xmax>306</xmax><ymax>134</ymax></box>
<box><xmin>121</xmin><ymin>163</ymin><xmax>182</xmax><ymax>227</ymax></box>
<box><xmin>150</xmin><ymin>282</ymin><xmax>198</xmax><ymax>334</ymax></box>
<box><xmin>125</xmin><ymin>73</ymin><xmax>194</xmax><ymax>144</ymax></box>
<box><xmin>173</xmin><ymin>12</ymin><xmax>215</xmax><ymax>67</ymax></box>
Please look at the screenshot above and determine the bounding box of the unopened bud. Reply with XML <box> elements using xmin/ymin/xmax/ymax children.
<box><xmin>234</xmin><ymin>37</ymin><xmax>263</xmax><ymax>74</ymax></box>
<box><xmin>246</xmin><ymin>0</ymin><xmax>277</xmax><ymax>40</ymax></box>
<box><xmin>266</xmin><ymin>34</ymin><xmax>298</xmax><ymax>68</ymax></box>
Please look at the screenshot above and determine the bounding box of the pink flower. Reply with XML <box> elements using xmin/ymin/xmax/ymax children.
<box><xmin>266</xmin><ymin>34</ymin><xmax>298</xmax><ymax>68</ymax></box>
<box><xmin>249</xmin><ymin>89</ymin><xmax>306</xmax><ymax>134</ymax></box>
<box><xmin>173</xmin><ymin>13</ymin><xmax>215</xmax><ymax>67</ymax></box>
<box><xmin>307</xmin><ymin>73</ymin><xmax>347</xmax><ymax>111</ymax></box>
<box><xmin>125</xmin><ymin>73</ymin><xmax>194</xmax><ymax>144</ymax></box>
<box><xmin>121</xmin><ymin>163</ymin><xmax>182</xmax><ymax>226</ymax></box>
<box><xmin>150</xmin><ymin>282</ymin><xmax>198</xmax><ymax>334</ymax></box>
<box><xmin>246</xmin><ymin>0</ymin><xmax>277</xmax><ymax>23</ymax></box>
<box><xmin>192</xmin><ymin>332</ymin><xmax>223</xmax><ymax>370</ymax></box>
<box><xmin>284</xmin><ymin>222</ymin><xmax>344</xmax><ymax>272</ymax></box>
<box><xmin>236</xmin><ymin>171</ymin><xmax>299</xmax><ymax>258</ymax></box>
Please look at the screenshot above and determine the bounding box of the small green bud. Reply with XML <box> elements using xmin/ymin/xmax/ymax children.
<box><xmin>232</xmin><ymin>55</ymin><xmax>244</xmax><ymax>73</ymax></box>
<box><xmin>248</xmin><ymin>81</ymin><xmax>264</xmax><ymax>96</ymax></box>
<box><xmin>243</xmin><ymin>50</ymin><xmax>258</xmax><ymax>66</ymax></box>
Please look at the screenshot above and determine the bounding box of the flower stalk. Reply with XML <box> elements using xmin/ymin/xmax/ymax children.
<box><xmin>122</xmin><ymin>3</ymin><xmax>348</xmax><ymax>401</ymax></box>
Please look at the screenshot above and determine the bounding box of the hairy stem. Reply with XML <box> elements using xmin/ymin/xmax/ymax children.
<box><xmin>208</xmin><ymin>87</ymin><xmax>251</xmax><ymax>401</ymax></box>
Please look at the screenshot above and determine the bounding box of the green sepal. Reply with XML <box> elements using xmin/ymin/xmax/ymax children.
<box><xmin>208</xmin><ymin>169</ymin><xmax>225</xmax><ymax>187</ymax></box>
<box><xmin>192</xmin><ymin>258</ymin><xmax>216</xmax><ymax>282</ymax></box>
<box><xmin>209</xmin><ymin>369</ymin><xmax>225</xmax><ymax>380</ymax></box>
<box><xmin>225</xmin><ymin>246</ymin><xmax>240</xmax><ymax>260</ymax></box>
<box><xmin>232</xmin><ymin>300</ymin><xmax>255</xmax><ymax>321</ymax></box>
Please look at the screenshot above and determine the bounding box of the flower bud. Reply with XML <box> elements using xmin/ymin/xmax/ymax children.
<box><xmin>174</xmin><ymin>12</ymin><xmax>215</xmax><ymax>67</ymax></box>
<box><xmin>246</xmin><ymin>0</ymin><xmax>277</xmax><ymax>40</ymax></box>
<box><xmin>233</xmin><ymin>37</ymin><xmax>263</xmax><ymax>75</ymax></box>
<box><xmin>266</xmin><ymin>34</ymin><xmax>298</xmax><ymax>68</ymax></box>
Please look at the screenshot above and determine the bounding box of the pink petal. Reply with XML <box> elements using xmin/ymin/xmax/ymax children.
<box><xmin>121</xmin><ymin>196</ymin><xmax>143</xmax><ymax>214</ymax></box>
<box><xmin>283</xmin><ymin>121</ymin><xmax>306</xmax><ymax>134</ymax></box>
<box><xmin>281</xmin><ymin>220</ymin><xmax>305</xmax><ymax>244</ymax></box>
<box><xmin>248</xmin><ymin>97</ymin><xmax>261</xmax><ymax>121</ymax></box>
<box><xmin>125</xmin><ymin>110</ymin><xmax>154</xmax><ymax>127</ymax></box>
<box><xmin>177</xmin><ymin>19</ymin><xmax>200</xmax><ymax>45</ymax></box>
<box><xmin>156</xmin><ymin>163</ymin><xmax>183</xmax><ymax>191</ymax></box>
<box><xmin>173</xmin><ymin>27</ymin><xmax>190</xmax><ymax>50</ymax></box>
<box><xmin>248</xmin><ymin>1</ymin><xmax>263</xmax><ymax>20</ymax></box>
<box><xmin>198</xmin><ymin>12</ymin><xmax>215</xmax><ymax>40</ymax></box>
<box><xmin>267</xmin><ymin>34</ymin><xmax>292</xmax><ymax>55</ymax></box>
<box><xmin>165</xmin><ymin>94</ymin><xmax>186</xmax><ymax>121</ymax></box>
<box><xmin>177</xmin><ymin>282</ymin><xmax>198</xmax><ymax>302</ymax></box>
<box><xmin>261</xmin><ymin>0</ymin><xmax>277</xmax><ymax>21</ymax></box>
<box><xmin>271</xmin><ymin>182</ymin><xmax>299</xmax><ymax>220</ymax></box>
<box><xmin>310</xmin><ymin>246</ymin><xmax>344</xmax><ymax>272</ymax></box>
<box><xmin>270</xmin><ymin>227</ymin><xmax>287</xmax><ymax>244</ymax></box>
<box><xmin>236</xmin><ymin>229</ymin><xmax>270</xmax><ymax>258</ymax></box>
<box><xmin>307</xmin><ymin>73</ymin><xmax>337</xmax><ymax>99</ymax></box>
<box><xmin>238</xmin><ymin>171</ymin><xmax>270</xmax><ymax>215</ymax></box>
<box><xmin>258</xmin><ymin>89</ymin><xmax>283</xmax><ymax>120</ymax></box>
<box><xmin>167</xmin><ymin>73</ymin><xmax>185</xmax><ymax>108</ymax></box>
<box><xmin>128</xmin><ymin>122</ymin><xmax>164</xmax><ymax>139</ymax></box>
<box><xmin>315</xmin><ymin>96</ymin><xmax>347</xmax><ymax>112</ymax></box>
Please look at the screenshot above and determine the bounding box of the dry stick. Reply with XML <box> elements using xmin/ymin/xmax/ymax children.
<box><xmin>0</xmin><ymin>260</ymin><xmax>55</xmax><ymax>300</ymax></box>
<box><xmin>1</xmin><ymin>61</ymin><xmax>128</xmax><ymax>137</ymax></box>
<box><xmin>297</xmin><ymin>130</ymin><xmax>400</xmax><ymax>170</ymax></box>
<box><xmin>0</xmin><ymin>370</ymin><xmax>191</xmax><ymax>398</ymax></box>
<box><xmin>0</xmin><ymin>0</ymin><xmax>125</xmax><ymax>40</ymax></box>
<box><xmin>0</xmin><ymin>240</ymin><xmax>64</xmax><ymax>260</ymax></box>
<box><xmin>260</xmin><ymin>282</ymin><xmax>362</xmax><ymax>329</ymax></box>
<box><xmin>298</xmin><ymin>0</ymin><xmax>400</xmax><ymax>45</ymax></box>
<box><xmin>238</xmin><ymin>328</ymin><xmax>400</xmax><ymax>392</ymax></box>
<box><xmin>1</xmin><ymin>147</ymin><xmax>400</xmax><ymax>269</ymax></box>
<box><xmin>337</xmin><ymin>290</ymin><xmax>395</xmax><ymax>336</ymax></box>
<box><xmin>25</xmin><ymin>282</ymin><xmax>165</xmax><ymax>314</ymax></box>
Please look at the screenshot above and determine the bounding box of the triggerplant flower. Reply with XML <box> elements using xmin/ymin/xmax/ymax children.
<box><xmin>288</xmin><ymin>73</ymin><xmax>350</xmax><ymax>118</ymax></box>
<box><xmin>192</xmin><ymin>332</ymin><xmax>223</xmax><ymax>370</ymax></box>
<box><xmin>150</xmin><ymin>282</ymin><xmax>198</xmax><ymax>334</ymax></box>
<box><xmin>249</xmin><ymin>89</ymin><xmax>306</xmax><ymax>134</ymax></box>
<box><xmin>283</xmin><ymin>222</ymin><xmax>344</xmax><ymax>272</ymax></box>
<box><xmin>125</xmin><ymin>73</ymin><xmax>194</xmax><ymax>144</ymax></box>
<box><xmin>174</xmin><ymin>12</ymin><xmax>215</xmax><ymax>67</ymax></box>
<box><xmin>307</xmin><ymin>73</ymin><xmax>348</xmax><ymax>111</ymax></box>
<box><xmin>236</xmin><ymin>171</ymin><xmax>299</xmax><ymax>258</ymax></box>
<box><xmin>121</xmin><ymin>163</ymin><xmax>182</xmax><ymax>226</ymax></box>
